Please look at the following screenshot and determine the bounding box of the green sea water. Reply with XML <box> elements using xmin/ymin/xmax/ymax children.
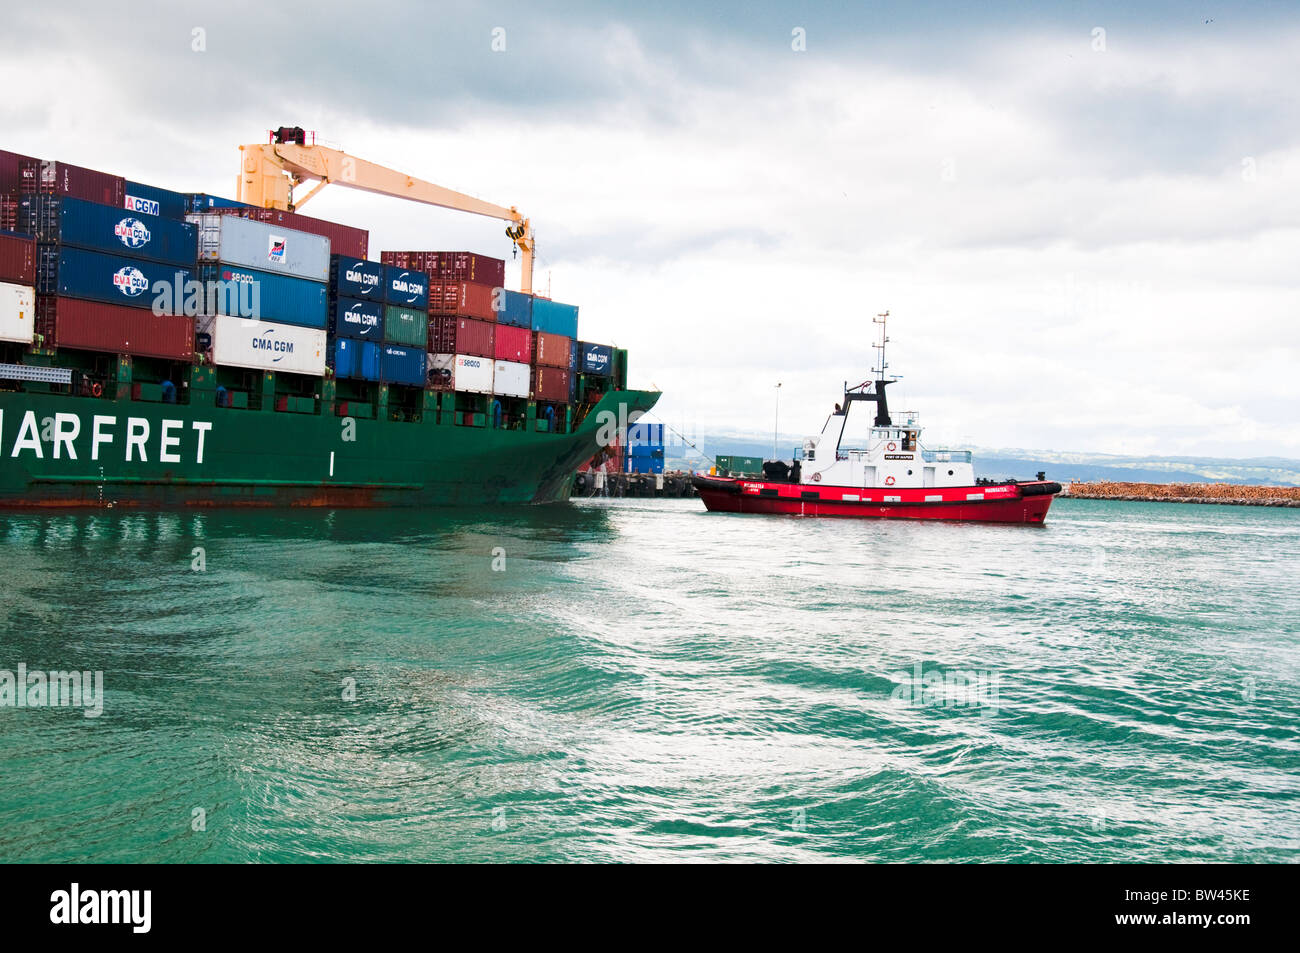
<box><xmin>0</xmin><ymin>497</ymin><xmax>1296</xmax><ymax>863</ymax></box>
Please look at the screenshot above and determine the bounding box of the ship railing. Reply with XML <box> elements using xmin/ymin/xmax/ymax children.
<box><xmin>922</xmin><ymin>450</ymin><xmax>972</xmax><ymax>463</ymax></box>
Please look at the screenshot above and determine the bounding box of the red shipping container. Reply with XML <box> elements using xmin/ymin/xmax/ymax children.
<box><xmin>21</xmin><ymin>160</ymin><xmax>124</xmax><ymax>206</ymax></box>
<box><xmin>532</xmin><ymin>366</ymin><xmax>570</xmax><ymax>403</ymax></box>
<box><xmin>37</xmin><ymin>296</ymin><xmax>195</xmax><ymax>360</ymax></box>
<box><xmin>426</xmin><ymin>314</ymin><xmax>495</xmax><ymax>357</ymax></box>
<box><xmin>428</xmin><ymin>279</ymin><xmax>496</xmax><ymax>319</ymax></box>
<box><xmin>0</xmin><ymin>232</ymin><xmax>36</xmax><ymax>285</ymax></box>
<box><xmin>0</xmin><ymin>192</ymin><xmax>18</xmax><ymax>233</ymax></box>
<box><xmin>382</xmin><ymin>251</ymin><xmax>505</xmax><ymax>287</ymax></box>
<box><xmin>212</xmin><ymin>207</ymin><xmax>368</xmax><ymax>259</ymax></box>
<box><xmin>0</xmin><ymin>150</ymin><xmax>38</xmax><ymax>194</ymax></box>
<box><xmin>493</xmin><ymin>324</ymin><xmax>532</xmax><ymax>363</ymax></box>
<box><xmin>533</xmin><ymin>331</ymin><xmax>571</xmax><ymax>369</ymax></box>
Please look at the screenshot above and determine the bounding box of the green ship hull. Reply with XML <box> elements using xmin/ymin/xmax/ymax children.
<box><xmin>0</xmin><ymin>386</ymin><xmax>659</xmax><ymax>508</ymax></box>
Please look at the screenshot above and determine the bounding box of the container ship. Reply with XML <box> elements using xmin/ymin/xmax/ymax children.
<box><xmin>692</xmin><ymin>314</ymin><xmax>1061</xmax><ymax>523</ymax></box>
<box><xmin>0</xmin><ymin>129</ymin><xmax>658</xmax><ymax>507</ymax></box>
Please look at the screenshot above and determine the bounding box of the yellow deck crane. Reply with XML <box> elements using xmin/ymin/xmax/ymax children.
<box><xmin>235</xmin><ymin>126</ymin><xmax>536</xmax><ymax>293</ymax></box>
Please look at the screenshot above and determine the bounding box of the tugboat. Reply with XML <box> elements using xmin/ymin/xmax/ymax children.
<box><xmin>692</xmin><ymin>314</ymin><xmax>1062</xmax><ymax>523</ymax></box>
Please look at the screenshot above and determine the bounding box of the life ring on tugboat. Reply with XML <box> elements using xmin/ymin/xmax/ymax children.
<box><xmin>90</xmin><ymin>381</ymin><xmax>103</xmax><ymax>398</ymax></box>
<box><xmin>884</xmin><ymin>475</ymin><xmax>896</xmax><ymax>486</ymax></box>
<box><xmin>886</xmin><ymin>442</ymin><xmax>897</xmax><ymax>451</ymax></box>
<box><xmin>812</xmin><ymin>472</ymin><xmax>822</xmax><ymax>482</ymax></box>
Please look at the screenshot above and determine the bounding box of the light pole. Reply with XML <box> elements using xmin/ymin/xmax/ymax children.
<box><xmin>773</xmin><ymin>382</ymin><xmax>782</xmax><ymax>460</ymax></box>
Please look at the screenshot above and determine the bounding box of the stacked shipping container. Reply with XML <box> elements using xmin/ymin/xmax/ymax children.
<box><xmin>0</xmin><ymin>231</ymin><xmax>36</xmax><ymax>345</ymax></box>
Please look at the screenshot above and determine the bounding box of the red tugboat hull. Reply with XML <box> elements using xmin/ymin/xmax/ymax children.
<box><xmin>692</xmin><ymin>477</ymin><xmax>1061</xmax><ymax>524</ymax></box>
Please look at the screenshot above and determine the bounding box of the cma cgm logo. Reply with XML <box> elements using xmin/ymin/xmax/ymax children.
<box><xmin>344</xmin><ymin>306</ymin><xmax>378</xmax><ymax>333</ymax></box>
<box><xmin>345</xmin><ymin>265</ymin><xmax>380</xmax><ymax>290</ymax></box>
<box><xmin>268</xmin><ymin>236</ymin><xmax>286</xmax><ymax>264</ymax></box>
<box><xmin>112</xmin><ymin>267</ymin><xmax>148</xmax><ymax>297</ymax></box>
<box><xmin>249</xmin><ymin>329</ymin><xmax>294</xmax><ymax>361</ymax></box>
<box><xmin>390</xmin><ymin>272</ymin><xmax>426</xmax><ymax>300</ymax></box>
<box><xmin>114</xmin><ymin>217</ymin><xmax>151</xmax><ymax>250</ymax></box>
<box><xmin>124</xmin><ymin>195</ymin><xmax>161</xmax><ymax>217</ymax></box>
<box><xmin>585</xmin><ymin>349</ymin><xmax>610</xmax><ymax>369</ymax></box>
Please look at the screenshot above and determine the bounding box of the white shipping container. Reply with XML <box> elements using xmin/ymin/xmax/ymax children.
<box><xmin>187</xmin><ymin>214</ymin><xmax>330</xmax><ymax>282</ymax></box>
<box><xmin>0</xmin><ymin>282</ymin><xmax>35</xmax><ymax>344</ymax></box>
<box><xmin>428</xmin><ymin>352</ymin><xmax>494</xmax><ymax>394</ymax></box>
<box><xmin>493</xmin><ymin>359</ymin><xmax>530</xmax><ymax>398</ymax></box>
<box><xmin>202</xmin><ymin>314</ymin><xmax>326</xmax><ymax>376</ymax></box>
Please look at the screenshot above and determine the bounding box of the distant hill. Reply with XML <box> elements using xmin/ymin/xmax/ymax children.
<box><xmin>663</xmin><ymin>433</ymin><xmax>1300</xmax><ymax>486</ymax></box>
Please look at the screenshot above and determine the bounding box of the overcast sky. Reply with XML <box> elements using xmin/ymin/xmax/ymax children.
<box><xmin>4</xmin><ymin>1</ymin><xmax>1297</xmax><ymax>456</ymax></box>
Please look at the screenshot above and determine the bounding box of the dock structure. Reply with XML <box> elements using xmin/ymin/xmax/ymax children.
<box><xmin>1067</xmin><ymin>481</ymin><xmax>1300</xmax><ymax>507</ymax></box>
<box><xmin>573</xmin><ymin>470</ymin><xmax>698</xmax><ymax>499</ymax></box>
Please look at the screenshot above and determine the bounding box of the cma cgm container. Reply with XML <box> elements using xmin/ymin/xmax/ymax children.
<box><xmin>428</xmin><ymin>279</ymin><xmax>495</xmax><ymax>319</ymax></box>
<box><xmin>383</xmin><ymin>305</ymin><xmax>427</xmax><ymax>347</ymax></box>
<box><xmin>383</xmin><ymin>264</ymin><xmax>429</xmax><ymax>309</ymax></box>
<box><xmin>197</xmin><ymin>265</ymin><xmax>327</xmax><ymax>328</ymax></box>
<box><xmin>38</xmin><ymin>297</ymin><xmax>195</xmax><ymax>360</ymax></box>
<box><xmin>332</xmin><ymin>337</ymin><xmax>380</xmax><ymax>381</ymax></box>
<box><xmin>579</xmin><ymin>342</ymin><xmax>614</xmax><ymax>376</ymax></box>
<box><xmin>428</xmin><ymin>314</ymin><xmax>494</xmax><ymax>358</ymax></box>
<box><xmin>533</xmin><ymin>331</ymin><xmax>571</xmax><ymax>369</ymax></box>
<box><xmin>380</xmin><ymin>344</ymin><xmax>426</xmax><ymax>386</ymax></box>
<box><xmin>531</xmin><ymin>297</ymin><xmax>579</xmax><ymax>339</ymax></box>
<box><xmin>190</xmin><ymin>214</ymin><xmax>329</xmax><ymax>282</ymax></box>
<box><xmin>329</xmin><ymin>255</ymin><xmax>383</xmax><ymax>299</ymax></box>
<box><xmin>39</xmin><ymin>247</ymin><xmax>192</xmax><ymax>311</ymax></box>
<box><xmin>124</xmin><ymin>181</ymin><xmax>189</xmax><ymax>220</ymax></box>
<box><xmin>20</xmin><ymin>195</ymin><xmax>197</xmax><ymax>266</ymax></box>
<box><xmin>0</xmin><ymin>232</ymin><xmax>36</xmax><ymax>285</ymax></box>
<box><xmin>0</xmin><ymin>281</ymin><xmax>35</xmax><ymax>343</ymax></box>
<box><xmin>331</xmin><ymin>298</ymin><xmax>384</xmax><ymax>340</ymax></box>
<box><xmin>22</xmin><ymin>159</ymin><xmax>124</xmax><ymax>207</ymax></box>
<box><xmin>493</xmin><ymin>359</ymin><xmax>529</xmax><ymax>398</ymax></box>
<box><xmin>493</xmin><ymin>324</ymin><xmax>531</xmax><ymax>363</ymax></box>
<box><xmin>532</xmin><ymin>366</ymin><xmax>570</xmax><ymax>403</ymax></box>
<box><xmin>216</xmin><ymin>207</ymin><xmax>369</xmax><ymax>259</ymax></box>
<box><xmin>202</xmin><ymin>313</ymin><xmax>326</xmax><ymax>376</ymax></box>
<box><xmin>498</xmin><ymin>289</ymin><xmax>532</xmax><ymax>328</ymax></box>
<box><xmin>427</xmin><ymin>353</ymin><xmax>493</xmax><ymax>394</ymax></box>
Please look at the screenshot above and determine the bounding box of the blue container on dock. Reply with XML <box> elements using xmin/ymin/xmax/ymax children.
<box><xmin>329</xmin><ymin>254</ymin><xmax>384</xmax><ymax>299</ymax></box>
<box><xmin>579</xmin><ymin>342</ymin><xmax>613</xmax><ymax>376</ymax></box>
<box><xmin>627</xmin><ymin>422</ymin><xmax>664</xmax><ymax>448</ymax></box>
<box><xmin>625</xmin><ymin>452</ymin><xmax>665</xmax><ymax>475</ymax></box>
<box><xmin>332</xmin><ymin>338</ymin><xmax>381</xmax><ymax>381</ymax></box>
<box><xmin>197</xmin><ymin>264</ymin><xmax>327</xmax><ymax>328</ymax></box>
<box><xmin>382</xmin><ymin>264</ymin><xmax>429</xmax><ymax>309</ymax></box>
<box><xmin>39</xmin><ymin>246</ymin><xmax>193</xmax><ymax>310</ymax></box>
<box><xmin>20</xmin><ymin>195</ymin><xmax>197</xmax><ymax>267</ymax></box>
<box><xmin>531</xmin><ymin>297</ymin><xmax>579</xmax><ymax>339</ymax></box>
<box><xmin>124</xmin><ymin>181</ymin><xmax>189</xmax><ymax>220</ymax></box>
<box><xmin>498</xmin><ymin>289</ymin><xmax>532</xmax><ymax>328</ymax></box>
<box><xmin>331</xmin><ymin>297</ymin><xmax>384</xmax><ymax>340</ymax></box>
<box><xmin>380</xmin><ymin>344</ymin><xmax>426</xmax><ymax>385</ymax></box>
<box><xmin>187</xmin><ymin>193</ymin><xmax>257</xmax><ymax>213</ymax></box>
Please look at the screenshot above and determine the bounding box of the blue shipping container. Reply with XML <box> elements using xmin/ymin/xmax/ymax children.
<box><xmin>625</xmin><ymin>455</ymin><xmax>665</xmax><ymax>475</ymax></box>
<box><xmin>380</xmin><ymin>344</ymin><xmax>426</xmax><ymax>385</ymax></box>
<box><xmin>124</xmin><ymin>181</ymin><xmax>189</xmax><ymax>220</ymax></box>
<box><xmin>21</xmin><ymin>195</ymin><xmax>196</xmax><ymax>267</ymax></box>
<box><xmin>531</xmin><ymin>297</ymin><xmax>579</xmax><ymax>339</ymax></box>
<box><xmin>383</xmin><ymin>264</ymin><xmax>429</xmax><ymax>309</ymax></box>
<box><xmin>332</xmin><ymin>338</ymin><xmax>381</xmax><ymax>381</ymax></box>
<box><xmin>197</xmin><ymin>264</ymin><xmax>328</xmax><ymax>328</ymax></box>
<box><xmin>499</xmin><ymin>289</ymin><xmax>532</xmax><ymax>328</ymax></box>
<box><xmin>330</xmin><ymin>255</ymin><xmax>384</xmax><ymax>299</ymax></box>
<box><xmin>40</xmin><ymin>247</ymin><xmax>193</xmax><ymax>311</ymax></box>
<box><xmin>579</xmin><ymin>342</ymin><xmax>613</xmax><ymax>376</ymax></box>
<box><xmin>331</xmin><ymin>297</ymin><xmax>384</xmax><ymax>340</ymax></box>
<box><xmin>188</xmin><ymin>193</ymin><xmax>257</xmax><ymax>213</ymax></box>
<box><xmin>626</xmin><ymin>422</ymin><xmax>665</xmax><ymax>447</ymax></box>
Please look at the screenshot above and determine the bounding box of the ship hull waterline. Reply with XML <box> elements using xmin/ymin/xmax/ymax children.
<box><xmin>692</xmin><ymin>476</ymin><xmax>1061</xmax><ymax>524</ymax></box>
<box><xmin>0</xmin><ymin>389</ymin><xmax>659</xmax><ymax>508</ymax></box>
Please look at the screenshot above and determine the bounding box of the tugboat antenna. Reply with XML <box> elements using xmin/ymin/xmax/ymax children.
<box><xmin>872</xmin><ymin>311</ymin><xmax>891</xmax><ymax>383</ymax></box>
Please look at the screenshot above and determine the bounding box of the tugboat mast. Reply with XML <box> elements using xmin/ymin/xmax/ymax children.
<box><xmin>843</xmin><ymin>311</ymin><xmax>896</xmax><ymax>427</ymax></box>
